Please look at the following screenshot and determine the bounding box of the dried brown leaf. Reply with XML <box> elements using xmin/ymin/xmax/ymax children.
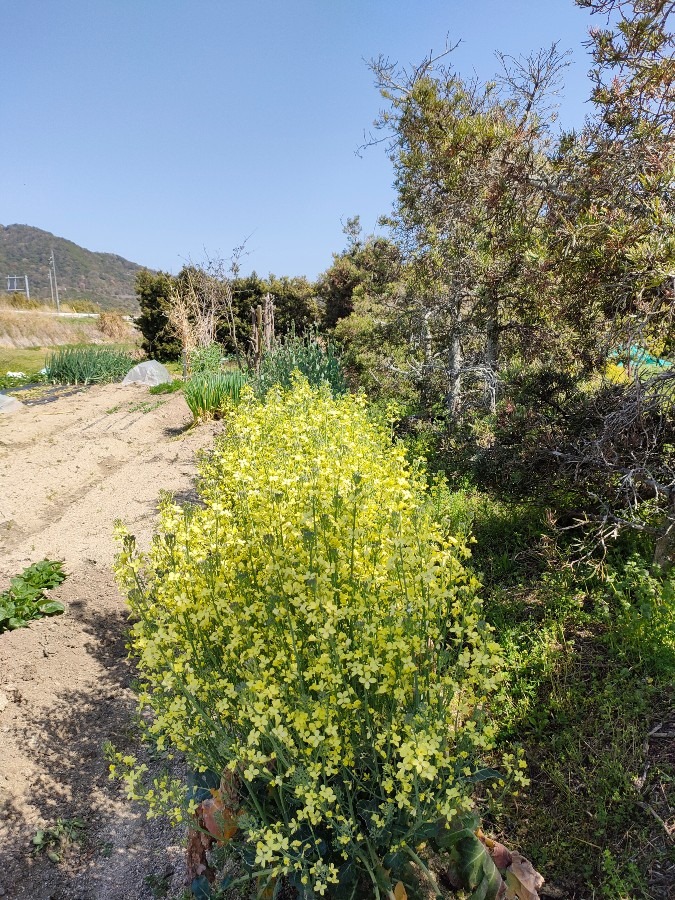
<box><xmin>394</xmin><ymin>881</ymin><xmax>408</xmax><ymax>900</ymax></box>
<box><xmin>504</xmin><ymin>851</ymin><xmax>545</xmax><ymax>900</ymax></box>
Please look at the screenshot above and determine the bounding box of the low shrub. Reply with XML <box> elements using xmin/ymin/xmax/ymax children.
<box><xmin>257</xmin><ymin>332</ymin><xmax>347</xmax><ymax>397</ymax></box>
<box><xmin>115</xmin><ymin>379</ymin><xmax>518</xmax><ymax>898</ymax></box>
<box><xmin>0</xmin><ymin>560</ymin><xmax>66</xmax><ymax>632</ymax></box>
<box><xmin>183</xmin><ymin>370</ymin><xmax>248</xmax><ymax>420</ymax></box>
<box><xmin>0</xmin><ymin>371</ymin><xmax>44</xmax><ymax>390</ymax></box>
<box><xmin>65</xmin><ymin>299</ymin><xmax>101</xmax><ymax>313</ymax></box>
<box><xmin>45</xmin><ymin>346</ymin><xmax>135</xmax><ymax>384</ymax></box>
<box><xmin>188</xmin><ymin>342</ymin><xmax>231</xmax><ymax>376</ymax></box>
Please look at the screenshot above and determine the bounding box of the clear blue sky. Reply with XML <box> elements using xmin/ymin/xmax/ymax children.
<box><xmin>2</xmin><ymin>1</ymin><xmax>598</xmax><ymax>280</ymax></box>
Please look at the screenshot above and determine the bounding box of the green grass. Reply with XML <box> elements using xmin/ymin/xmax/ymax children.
<box><xmin>0</xmin><ymin>346</ymin><xmax>48</xmax><ymax>377</ymax></box>
<box><xmin>149</xmin><ymin>378</ymin><xmax>183</xmax><ymax>395</ymax></box>
<box><xmin>460</xmin><ymin>493</ymin><xmax>675</xmax><ymax>899</ymax></box>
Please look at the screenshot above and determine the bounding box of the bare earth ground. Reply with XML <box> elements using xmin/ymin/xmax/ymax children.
<box><xmin>0</xmin><ymin>385</ymin><xmax>221</xmax><ymax>900</ymax></box>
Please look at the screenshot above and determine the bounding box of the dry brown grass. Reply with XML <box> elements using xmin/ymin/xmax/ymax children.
<box><xmin>98</xmin><ymin>311</ymin><xmax>131</xmax><ymax>341</ymax></box>
<box><xmin>0</xmin><ymin>310</ymin><xmax>138</xmax><ymax>349</ymax></box>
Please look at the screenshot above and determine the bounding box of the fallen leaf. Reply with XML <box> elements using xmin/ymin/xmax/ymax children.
<box><xmin>201</xmin><ymin>791</ymin><xmax>238</xmax><ymax>842</ymax></box>
<box><xmin>504</xmin><ymin>852</ymin><xmax>545</xmax><ymax>900</ymax></box>
<box><xmin>394</xmin><ymin>881</ymin><xmax>408</xmax><ymax>900</ymax></box>
<box><xmin>488</xmin><ymin>840</ymin><xmax>513</xmax><ymax>871</ymax></box>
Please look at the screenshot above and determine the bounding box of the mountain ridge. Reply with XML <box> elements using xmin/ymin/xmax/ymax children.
<box><xmin>0</xmin><ymin>224</ymin><xmax>149</xmax><ymax>311</ymax></box>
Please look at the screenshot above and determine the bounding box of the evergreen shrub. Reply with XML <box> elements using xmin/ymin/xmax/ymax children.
<box><xmin>115</xmin><ymin>379</ymin><xmax>517</xmax><ymax>898</ymax></box>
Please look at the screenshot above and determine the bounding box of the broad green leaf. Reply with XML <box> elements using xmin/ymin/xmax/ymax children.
<box><xmin>38</xmin><ymin>601</ymin><xmax>65</xmax><ymax>615</ymax></box>
<box><xmin>463</xmin><ymin>768</ymin><xmax>502</xmax><ymax>784</ymax></box>
<box><xmin>191</xmin><ymin>875</ymin><xmax>211</xmax><ymax>899</ymax></box>
<box><xmin>456</xmin><ymin>833</ymin><xmax>505</xmax><ymax>900</ymax></box>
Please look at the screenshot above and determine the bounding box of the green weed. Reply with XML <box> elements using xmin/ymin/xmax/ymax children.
<box><xmin>144</xmin><ymin>871</ymin><xmax>172</xmax><ymax>898</ymax></box>
<box><xmin>149</xmin><ymin>379</ymin><xmax>183</xmax><ymax>395</ymax></box>
<box><xmin>188</xmin><ymin>343</ymin><xmax>232</xmax><ymax>376</ymax></box>
<box><xmin>128</xmin><ymin>399</ymin><xmax>165</xmax><ymax>414</ymax></box>
<box><xmin>0</xmin><ymin>559</ymin><xmax>66</xmax><ymax>632</ymax></box>
<box><xmin>32</xmin><ymin>818</ymin><xmax>86</xmax><ymax>863</ymax></box>
<box><xmin>469</xmin><ymin>494</ymin><xmax>675</xmax><ymax>899</ymax></box>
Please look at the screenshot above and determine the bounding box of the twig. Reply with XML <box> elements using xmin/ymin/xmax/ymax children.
<box><xmin>637</xmin><ymin>801</ymin><xmax>674</xmax><ymax>839</ymax></box>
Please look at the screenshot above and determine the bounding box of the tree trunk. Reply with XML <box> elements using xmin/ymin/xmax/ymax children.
<box><xmin>485</xmin><ymin>291</ymin><xmax>499</xmax><ymax>414</ymax></box>
<box><xmin>446</xmin><ymin>330</ymin><xmax>462</xmax><ymax>414</ymax></box>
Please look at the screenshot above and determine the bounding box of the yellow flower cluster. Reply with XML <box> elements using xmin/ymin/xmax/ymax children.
<box><xmin>115</xmin><ymin>378</ymin><xmax>504</xmax><ymax>893</ymax></box>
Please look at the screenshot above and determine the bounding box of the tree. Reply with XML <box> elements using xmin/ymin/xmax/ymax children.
<box><xmin>345</xmin><ymin>45</ymin><xmax>568</xmax><ymax>415</ymax></box>
<box><xmin>540</xmin><ymin>0</ymin><xmax>675</xmax><ymax>563</ymax></box>
<box><xmin>134</xmin><ymin>269</ymin><xmax>181</xmax><ymax>361</ymax></box>
<box><xmin>317</xmin><ymin>216</ymin><xmax>400</xmax><ymax>330</ymax></box>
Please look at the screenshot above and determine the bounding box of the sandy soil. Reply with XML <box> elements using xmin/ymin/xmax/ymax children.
<box><xmin>0</xmin><ymin>384</ymin><xmax>221</xmax><ymax>900</ymax></box>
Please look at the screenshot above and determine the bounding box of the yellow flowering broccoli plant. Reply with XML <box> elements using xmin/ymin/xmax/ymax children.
<box><xmin>114</xmin><ymin>378</ymin><xmax>525</xmax><ymax>900</ymax></box>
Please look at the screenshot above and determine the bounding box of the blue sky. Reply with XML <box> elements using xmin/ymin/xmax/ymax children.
<box><xmin>2</xmin><ymin>1</ymin><xmax>597</xmax><ymax>280</ymax></box>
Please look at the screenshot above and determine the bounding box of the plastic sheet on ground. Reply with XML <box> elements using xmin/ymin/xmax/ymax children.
<box><xmin>121</xmin><ymin>360</ymin><xmax>172</xmax><ymax>387</ymax></box>
<box><xmin>0</xmin><ymin>394</ymin><xmax>24</xmax><ymax>414</ymax></box>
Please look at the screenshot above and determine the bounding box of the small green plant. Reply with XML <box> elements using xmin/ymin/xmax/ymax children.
<box><xmin>45</xmin><ymin>346</ymin><xmax>135</xmax><ymax>385</ymax></box>
<box><xmin>32</xmin><ymin>817</ymin><xmax>85</xmax><ymax>863</ymax></box>
<box><xmin>144</xmin><ymin>871</ymin><xmax>172</xmax><ymax>898</ymax></box>
<box><xmin>257</xmin><ymin>331</ymin><xmax>347</xmax><ymax>397</ymax></box>
<box><xmin>0</xmin><ymin>371</ymin><xmax>44</xmax><ymax>390</ymax></box>
<box><xmin>149</xmin><ymin>379</ymin><xmax>183</xmax><ymax>395</ymax></box>
<box><xmin>183</xmin><ymin>371</ymin><xmax>248</xmax><ymax>421</ymax></box>
<box><xmin>0</xmin><ymin>559</ymin><xmax>66</xmax><ymax>632</ymax></box>
<box><xmin>189</xmin><ymin>343</ymin><xmax>230</xmax><ymax>376</ymax></box>
<box><xmin>128</xmin><ymin>399</ymin><xmax>166</xmax><ymax>414</ymax></box>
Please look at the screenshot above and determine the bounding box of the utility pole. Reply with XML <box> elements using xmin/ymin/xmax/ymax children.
<box><xmin>48</xmin><ymin>269</ymin><xmax>54</xmax><ymax>306</ymax></box>
<box><xmin>24</xmin><ymin>275</ymin><xmax>30</xmax><ymax>300</ymax></box>
<box><xmin>49</xmin><ymin>250</ymin><xmax>60</xmax><ymax>312</ymax></box>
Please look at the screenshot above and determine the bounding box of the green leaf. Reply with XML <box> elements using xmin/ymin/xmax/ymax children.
<box><xmin>463</xmin><ymin>768</ymin><xmax>501</xmax><ymax>784</ymax></box>
<box><xmin>38</xmin><ymin>601</ymin><xmax>65</xmax><ymax>615</ymax></box>
<box><xmin>455</xmin><ymin>834</ymin><xmax>504</xmax><ymax>900</ymax></box>
<box><xmin>8</xmin><ymin>617</ymin><xmax>27</xmax><ymax>629</ymax></box>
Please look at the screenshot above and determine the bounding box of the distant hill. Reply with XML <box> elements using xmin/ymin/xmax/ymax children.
<box><xmin>0</xmin><ymin>225</ymin><xmax>149</xmax><ymax>311</ymax></box>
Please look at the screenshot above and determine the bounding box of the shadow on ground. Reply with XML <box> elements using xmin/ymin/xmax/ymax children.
<box><xmin>0</xmin><ymin>603</ymin><xmax>185</xmax><ymax>900</ymax></box>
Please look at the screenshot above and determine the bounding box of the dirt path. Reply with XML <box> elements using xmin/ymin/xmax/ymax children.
<box><xmin>0</xmin><ymin>385</ymin><xmax>221</xmax><ymax>900</ymax></box>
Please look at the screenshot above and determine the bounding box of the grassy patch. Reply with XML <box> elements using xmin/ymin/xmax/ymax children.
<box><xmin>464</xmin><ymin>494</ymin><xmax>675</xmax><ymax>898</ymax></box>
<box><xmin>0</xmin><ymin>346</ymin><xmax>48</xmax><ymax>379</ymax></box>
<box><xmin>149</xmin><ymin>378</ymin><xmax>183</xmax><ymax>395</ymax></box>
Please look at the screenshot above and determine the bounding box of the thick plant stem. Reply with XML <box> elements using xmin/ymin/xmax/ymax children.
<box><xmin>402</xmin><ymin>845</ymin><xmax>443</xmax><ymax>898</ymax></box>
